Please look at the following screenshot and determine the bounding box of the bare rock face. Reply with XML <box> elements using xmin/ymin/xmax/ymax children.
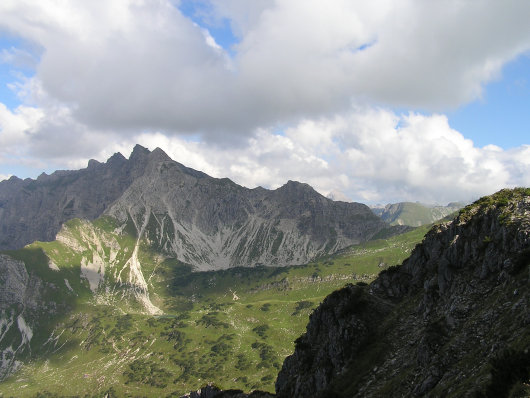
<box><xmin>275</xmin><ymin>189</ymin><xmax>530</xmax><ymax>397</ymax></box>
<box><xmin>0</xmin><ymin>145</ymin><xmax>397</xmax><ymax>270</ymax></box>
<box><xmin>105</xmin><ymin>163</ymin><xmax>389</xmax><ymax>269</ymax></box>
<box><xmin>0</xmin><ymin>254</ymin><xmax>69</xmax><ymax>379</ymax></box>
<box><xmin>0</xmin><ymin>145</ymin><xmax>152</xmax><ymax>250</ymax></box>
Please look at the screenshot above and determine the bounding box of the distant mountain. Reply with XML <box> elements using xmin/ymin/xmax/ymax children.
<box><xmin>371</xmin><ymin>201</ymin><xmax>465</xmax><ymax>227</ymax></box>
<box><xmin>0</xmin><ymin>145</ymin><xmax>402</xmax><ymax>269</ymax></box>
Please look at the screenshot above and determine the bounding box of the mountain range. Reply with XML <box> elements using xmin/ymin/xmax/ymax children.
<box><xmin>0</xmin><ymin>145</ymin><xmax>403</xmax><ymax>269</ymax></box>
<box><xmin>370</xmin><ymin>201</ymin><xmax>465</xmax><ymax>227</ymax></box>
<box><xmin>0</xmin><ymin>146</ymin><xmax>527</xmax><ymax>397</ymax></box>
<box><xmin>0</xmin><ymin>145</ymin><xmax>408</xmax><ymax>391</ymax></box>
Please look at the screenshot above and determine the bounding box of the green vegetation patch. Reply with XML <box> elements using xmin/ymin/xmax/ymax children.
<box><xmin>0</xmin><ymin>216</ymin><xmax>430</xmax><ymax>397</ymax></box>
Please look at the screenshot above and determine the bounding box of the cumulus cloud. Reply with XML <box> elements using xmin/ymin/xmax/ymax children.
<box><xmin>24</xmin><ymin>106</ymin><xmax>523</xmax><ymax>205</ymax></box>
<box><xmin>0</xmin><ymin>1</ymin><xmax>529</xmax><ymax>203</ymax></box>
<box><xmin>1</xmin><ymin>0</ymin><xmax>530</xmax><ymax>138</ymax></box>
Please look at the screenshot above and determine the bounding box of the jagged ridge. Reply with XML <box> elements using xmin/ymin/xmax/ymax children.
<box><xmin>0</xmin><ymin>145</ymin><xmax>399</xmax><ymax>270</ymax></box>
<box><xmin>0</xmin><ymin>145</ymin><xmax>151</xmax><ymax>250</ymax></box>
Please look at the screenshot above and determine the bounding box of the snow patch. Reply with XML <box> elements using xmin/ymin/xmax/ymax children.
<box><xmin>64</xmin><ymin>278</ymin><xmax>74</xmax><ymax>293</ymax></box>
<box><xmin>17</xmin><ymin>315</ymin><xmax>33</xmax><ymax>345</ymax></box>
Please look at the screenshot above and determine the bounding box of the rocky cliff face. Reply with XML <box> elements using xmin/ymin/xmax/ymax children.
<box><xmin>0</xmin><ymin>253</ymin><xmax>69</xmax><ymax>379</ymax></box>
<box><xmin>0</xmin><ymin>145</ymin><xmax>395</xmax><ymax>269</ymax></box>
<box><xmin>0</xmin><ymin>145</ymin><xmax>152</xmax><ymax>250</ymax></box>
<box><xmin>104</xmin><ymin>148</ymin><xmax>390</xmax><ymax>269</ymax></box>
<box><xmin>275</xmin><ymin>188</ymin><xmax>530</xmax><ymax>397</ymax></box>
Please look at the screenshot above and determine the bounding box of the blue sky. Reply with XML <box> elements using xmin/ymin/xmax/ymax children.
<box><xmin>166</xmin><ymin>0</ymin><xmax>530</xmax><ymax>151</ymax></box>
<box><xmin>0</xmin><ymin>1</ymin><xmax>529</xmax><ymax>204</ymax></box>
<box><xmin>0</xmin><ymin>35</ymin><xmax>35</xmax><ymax>109</ymax></box>
<box><xmin>178</xmin><ymin>0</ymin><xmax>239</xmax><ymax>55</ymax></box>
<box><xmin>447</xmin><ymin>54</ymin><xmax>530</xmax><ymax>149</ymax></box>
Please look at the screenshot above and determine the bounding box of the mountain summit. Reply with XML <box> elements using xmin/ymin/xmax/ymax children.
<box><xmin>0</xmin><ymin>145</ymin><xmax>398</xmax><ymax>269</ymax></box>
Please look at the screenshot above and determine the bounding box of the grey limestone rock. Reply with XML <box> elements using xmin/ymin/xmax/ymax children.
<box><xmin>0</xmin><ymin>145</ymin><xmax>151</xmax><ymax>250</ymax></box>
<box><xmin>0</xmin><ymin>145</ymin><xmax>396</xmax><ymax>271</ymax></box>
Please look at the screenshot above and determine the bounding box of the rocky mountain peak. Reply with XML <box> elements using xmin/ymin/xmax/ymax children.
<box><xmin>150</xmin><ymin>146</ymin><xmax>172</xmax><ymax>161</ymax></box>
<box><xmin>87</xmin><ymin>158</ymin><xmax>101</xmax><ymax>169</ymax></box>
<box><xmin>107</xmin><ymin>151</ymin><xmax>127</xmax><ymax>165</ymax></box>
<box><xmin>278</xmin><ymin>180</ymin><xmax>317</xmax><ymax>194</ymax></box>
<box><xmin>130</xmin><ymin>143</ymin><xmax>151</xmax><ymax>159</ymax></box>
<box><xmin>103</xmin><ymin>152</ymin><xmax>391</xmax><ymax>269</ymax></box>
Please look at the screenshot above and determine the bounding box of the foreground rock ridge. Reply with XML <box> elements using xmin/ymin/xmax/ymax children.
<box><xmin>0</xmin><ymin>145</ymin><xmax>398</xmax><ymax>269</ymax></box>
<box><xmin>274</xmin><ymin>188</ymin><xmax>530</xmax><ymax>397</ymax></box>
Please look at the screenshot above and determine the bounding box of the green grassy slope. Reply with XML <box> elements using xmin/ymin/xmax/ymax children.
<box><xmin>0</xmin><ymin>219</ymin><xmax>430</xmax><ymax>397</ymax></box>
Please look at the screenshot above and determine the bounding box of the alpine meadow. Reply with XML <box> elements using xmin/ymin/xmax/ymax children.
<box><xmin>0</xmin><ymin>1</ymin><xmax>529</xmax><ymax>397</ymax></box>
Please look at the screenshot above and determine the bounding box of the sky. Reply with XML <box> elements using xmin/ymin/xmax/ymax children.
<box><xmin>0</xmin><ymin>0</ymin><xmax>529</xmax><ymax>205</ymax></box>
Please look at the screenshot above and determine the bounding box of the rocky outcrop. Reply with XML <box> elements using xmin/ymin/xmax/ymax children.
<box><xmin>276</xmin><ymin>189</ymin><xmax>530</xmax><ymax>397</ymax></box>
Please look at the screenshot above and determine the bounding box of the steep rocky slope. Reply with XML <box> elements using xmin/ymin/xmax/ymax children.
<box><xmin>275</xmin><ymin>188</ymin><xmax>530</xmax><ymax>397</ymax></box>
<box><xmin>0</xmin><ymin>145</ymin><xmax>152</xmax><ymax>250</ymax></box>
<box><xmin>104</xmin><ymin>147</ymin><xmax>395</xmax><ymax>269</ymax></box>
<box><xmin>1</xmin><ymin>145</ymin><xmax>398</xmax><ymax>268</ymax></box>
<box><xmin>0</xmin><ymin>253</ymin><xmax>71</xmax><ymax>379</ymax></box>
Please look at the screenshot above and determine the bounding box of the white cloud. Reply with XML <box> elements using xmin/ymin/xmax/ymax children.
<box><xmin>1</xmin><ymin>0</ymin><xmax>530</xmax><ymax>138</ymax></box>
<box><xmin>0</xmin><ymin>1</ymin><xmax>529</xmax><ymax>203</ymax></box>
<box><xmin>29</xmin><ymin>106</ymin><xmax>522</xmax><ymax>205</ymax></box>
<box><xmin>2</xmin><ymin>101</ymin><xmax>528</xmax><ymax>204</ymax></box>
<box><xmin>0</xmin><ymin>102</ymin><xmax>43</xmax><ymax>159</ymax></box>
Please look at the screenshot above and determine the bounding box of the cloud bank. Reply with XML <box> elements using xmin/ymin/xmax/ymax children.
<box><xmin>0</xmin><ymin>0</ymin><xmax>529</xmax><ymax>203</ymax></box>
